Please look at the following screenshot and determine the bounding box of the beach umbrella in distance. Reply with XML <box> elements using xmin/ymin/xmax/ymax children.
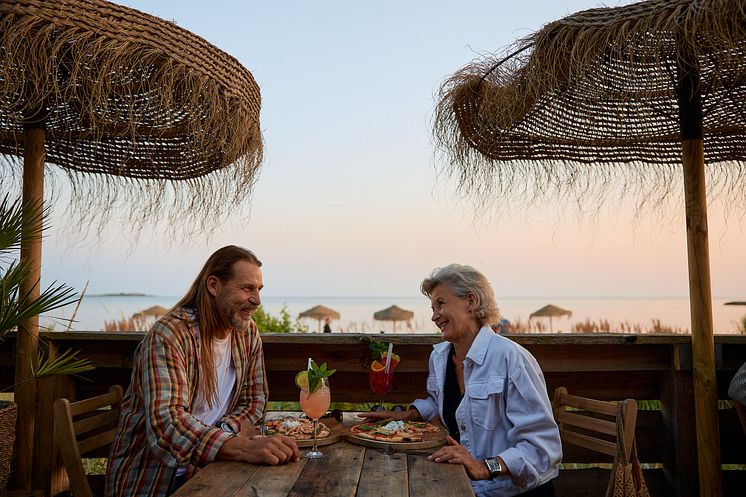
<box><xmin>433</xmin><ymin>1</ymin><xmax>746</xmax><ymax>492</ymax></box>
<box><xmin>0</xmin><ymin>0</ymin><xmax>262</xmax><ymax>487</ymax></box>
<box><xmin>132</xmin><ymin>305</ymin><xmax>170</xmax><ymax>320</ymax></box>
<box><xmin>298</xmin><ymin>305</ymin><xmax>341</xmax><ymax>332</ymax></box>
<box><xmin>529</xmin><ymin>304</ymin><xmax>572</xmax><ymax>333</ymax></box>
<box><xmin>373</xmin><ymin>305</ymin><xmax>414</xmax><ymax>332</ymax></box>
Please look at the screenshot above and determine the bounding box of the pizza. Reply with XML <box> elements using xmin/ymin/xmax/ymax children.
<box><xmin>349</xmin><ymin>419</ymin><xmax>441</xmax><ymax>443</ymax></box>
<box><xmin>265</xmin><ymin>417</ymin><xmax>332</xmax><ymax>440</ymax></box>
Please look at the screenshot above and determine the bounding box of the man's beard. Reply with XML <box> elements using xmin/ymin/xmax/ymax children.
<box><xmin>228</xmin><ymin>303</ymin><xmax>257</xmax><ymax>332</ymax></box>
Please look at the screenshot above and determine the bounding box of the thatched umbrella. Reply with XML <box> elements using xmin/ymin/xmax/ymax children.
<box><xmin>132</xmin><ymin>305</ymin><xmax>169</xmax><ymax>320</ymax></box>
<box><xmin>433</xmin><ymin>1</ymin><xmax>745</xmax><ymax>494</ymax></box>
<box><xmin>298</xmin><ymin>305</ymin><xmax>340</xmax><ymax>332</ymax></box>
<box><xmin>0</xmin><ymin>0</ymin><xmax>262</xmax><ymax>487</ymax></box>
<box><xmin>373</xmin><ymin>305</ymin><xmax>414</xmax><ymax>332</ymax></box>
<box><xmin>529</xmin><ymin>304</ymin><xmax>572</xmax><ymax>333</ymax></box>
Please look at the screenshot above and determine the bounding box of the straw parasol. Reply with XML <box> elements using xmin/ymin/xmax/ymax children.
<box><xmin>529</xmin><ymin>304</ymin><xmax>572</xmax><ymax>333</ymax></box>
<box><xmin>373</xmin><ymin>305</ymin><xmax>414</xmax><ymax>332</ymax></box>
<box><xmin>0</xmin><ymin>0</ymin><xmax>262</xmax><ymax>487</ymax></box>
<box><xmin>433</xmin><ymin>1</ymin><xmax>745</xmax><ymax>493</ymax></box>
<box><xmin>298</xmin><ymin>305</ymin><xmax>340</xmax><ymax>332</ymax></box>
<box><xmin>132</xmin><ymin>305</ymin><xmax>169</xmax><ymax>320</ymax></box>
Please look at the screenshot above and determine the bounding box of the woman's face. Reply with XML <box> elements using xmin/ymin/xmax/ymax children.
<box><xmin>429</xmin><ymin>284</ymin><xmax>478</xmax><ymax>342</ymax></box>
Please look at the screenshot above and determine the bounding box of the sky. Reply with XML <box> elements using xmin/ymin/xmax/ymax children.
<box><xmin>38</xmin><ymin>0</ymin><xmax>744</xmax><ymax>300</ymax></box>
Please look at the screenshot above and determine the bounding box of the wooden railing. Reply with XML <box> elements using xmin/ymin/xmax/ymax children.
<box><xmin>1</xmin><ymin>332</ymin><xmax>745</xmax><ymax>497</ymax></box>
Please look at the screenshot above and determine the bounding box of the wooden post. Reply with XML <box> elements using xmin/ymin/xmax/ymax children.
<box><xmin>677</xmin><ymin>40</ymin><xmax>722</xmax><ymax>497</ymax></box>
<box><xmin>14</xmin><ymin>126</ymin><xmax>45</xmax><ymax>490</ymax></box>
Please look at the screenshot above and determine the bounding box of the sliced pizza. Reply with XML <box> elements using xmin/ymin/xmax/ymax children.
<box><xmin>349</xmin><ymin>419</ymin><xmax>440</xmax><ymax>443</ymax></box>
<box><xmin>265</xmin><ymin>417</ymin><xmax>331</xmax><ymax>440</ymax></box>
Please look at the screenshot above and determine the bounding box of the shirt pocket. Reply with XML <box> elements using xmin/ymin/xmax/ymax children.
<box><xmin>426</xmin><ymin>375</ymin><xmax>439</xmax><ymax>399</ymax></box>
<box><xmin>468</xmin><ymin>378</ymin><xmax>505</xmax><ymax>430</ymax></box>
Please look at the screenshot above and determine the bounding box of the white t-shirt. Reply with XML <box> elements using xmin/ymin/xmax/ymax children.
<box><xmin>192</xmin><ymin>334</ymin><xmax>237</xmax><ymax>426</ymax></box>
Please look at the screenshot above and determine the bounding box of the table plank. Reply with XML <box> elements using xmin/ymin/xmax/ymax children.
<box><xmin>237</xmin><ymin>459</ymin><xmax>309</xmax><ymax>497</ymax></box>
<box><xmin>173</xmin><ymin>462</ymin><xmax>259</xmax><ymax>497</ymax></box>
<box><xmin>288</xmin><ymin>443</ymin><xmax>365</xmax><ymax>497</ymax></box>
<box><xmin>407</xmin><ymin>455</ymin><xmax>474</xmax><ymax>496</ymax></box>
<box><xmin>355</xmin><ymin>449</ymin><xmax>408</xmax><ymax>497</ymax></box>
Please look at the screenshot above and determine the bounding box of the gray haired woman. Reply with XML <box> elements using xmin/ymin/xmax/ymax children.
<box><xmin>363</xmin><ymin>264</ymin><xmax>561</xmax><ymax>496</ymax></box>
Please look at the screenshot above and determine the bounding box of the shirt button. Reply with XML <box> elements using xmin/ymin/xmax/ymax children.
<box><xmin>461</xmin><ymin>424</ymin><xmax>466</xmax><ymax>431</ymax></box>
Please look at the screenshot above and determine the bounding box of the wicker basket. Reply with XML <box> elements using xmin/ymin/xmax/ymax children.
<box><xmin>0</xmin><ymin>400</ymin><xmax>16</xmax><ymax>492</ymax></box>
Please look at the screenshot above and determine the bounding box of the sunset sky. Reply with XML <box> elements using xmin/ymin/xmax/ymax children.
<box><xmin>39</xmin><ymin>0</ymin><xmax>743</xmax><ymax>300</ymax></box>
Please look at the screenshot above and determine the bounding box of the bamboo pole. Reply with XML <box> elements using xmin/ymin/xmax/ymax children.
<box><xmin>677</xmin><ymin>39</ymin><xmax>722</xmax><ymax>497</ymax></box>
<box><xmin>14</xmin><ymin>126</ymin><xmax>45</xmax><ymax>490</ymax></box>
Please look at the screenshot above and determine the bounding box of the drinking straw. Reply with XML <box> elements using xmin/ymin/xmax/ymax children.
<box><xmin>308</xmin><ymin>357</ymin><xmax>312</xmax><ymax>371</ymax></box>
<box><xmin>385</xmin><ymin>342</ymin><xmax>393</xmax><ymax>373</ymax></box>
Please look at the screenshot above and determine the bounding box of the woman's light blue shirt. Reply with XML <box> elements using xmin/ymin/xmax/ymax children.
<box><xmin>412</xmin><ymin>326</ymin><xmax>562</xmax><ymax>497</ymax></box>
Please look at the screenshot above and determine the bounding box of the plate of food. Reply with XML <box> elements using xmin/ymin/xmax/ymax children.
<box><xmin>261</xmin><ymin>416</ymin><xmax>343</xmax><ymax>447</ymax></box>
<box><xmin>346</xmin><ymin>419</ymin><xmax>446</xmax><ymax>450</ymax></box>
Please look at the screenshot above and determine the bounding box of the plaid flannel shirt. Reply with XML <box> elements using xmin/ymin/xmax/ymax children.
<box><xmin>105</xmin><ymin>307</ymin><xmax>267</xmax><ymax>497</ymax></box>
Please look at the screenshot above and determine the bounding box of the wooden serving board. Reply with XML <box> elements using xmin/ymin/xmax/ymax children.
<box><xmin>344</xmin><ymin>424</ymin><xmax>447</xmax><ymax>451</ymax></box>
<box><xmin>254</xmin><ymin>416</ymin><xmax>344</xmax><ymax>448</ymax></box>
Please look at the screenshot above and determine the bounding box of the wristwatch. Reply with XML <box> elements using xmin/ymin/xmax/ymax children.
<box><xmin>483</xmin><ymin>457</ymin><xmax>502</xmax><ymax>479</ymax></box>
<box><xmin>219</xmin><ymin>421</ymin><xmax>236</xmax><ymax>434</ymax></box>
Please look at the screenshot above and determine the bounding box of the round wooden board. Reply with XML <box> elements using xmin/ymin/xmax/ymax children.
<box><xmin>344</xmin><ymin>433</ymin><xmax>446</xmax><ymax>451</ymax></box>
<box><xmin>296</xmin><ymin>431</ymin><xmax>343</xmax><ymax>448</ymax></box>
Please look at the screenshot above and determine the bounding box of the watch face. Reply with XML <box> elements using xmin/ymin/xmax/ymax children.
<box><xmin>485</xmin><ymin>458</ymin><xmax>501</xmax><ymax>475</ymax></box>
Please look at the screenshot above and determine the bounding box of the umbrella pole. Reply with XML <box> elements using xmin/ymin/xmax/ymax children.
<box><xmin>678</xmin><ymin>44</ymin><xmax>722</xmax><ymax>497</ymax></box>
<box><xmin>14</xmin><ymin>126</ymin><xmax>45</xmax><ymax>490</ymax></box>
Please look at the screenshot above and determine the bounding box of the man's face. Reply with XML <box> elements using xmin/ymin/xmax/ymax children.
<box><xmin>210</xmin><ymin>260</ymin><xmax>263</xmax><ymax>332</ymax></box>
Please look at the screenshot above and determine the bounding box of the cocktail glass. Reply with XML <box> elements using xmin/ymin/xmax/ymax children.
<box><xmin>299</xmin><ymin>376</ymin><xmax>331</xmax><ymax>458</ymax></box>
<box><xmin>369</xmin><ymin>368</ymin><xmax>394</xmax><ymax>411</ymax></box>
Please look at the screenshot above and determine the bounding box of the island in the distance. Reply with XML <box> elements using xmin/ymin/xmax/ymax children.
<box><xmin>88</xmin><ymin>292</ymin><xmax>149</xmax><ymax>297</ymax></box>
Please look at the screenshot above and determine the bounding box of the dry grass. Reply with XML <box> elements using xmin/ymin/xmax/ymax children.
<box><xmin>102</xmin><ymin>315</ymin><xmax>157</xmax><ymax>332</ymax></box>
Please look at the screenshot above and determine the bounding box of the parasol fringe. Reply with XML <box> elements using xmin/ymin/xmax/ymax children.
<box><xmin>0</xmin><ymin>6</ymin><xmax>263</xmax><ymax>241</ymax></box>
<box><xmin>433</xmin><ymin>0</ymin><xmax>746</xmax><ymax>220</ymax></box>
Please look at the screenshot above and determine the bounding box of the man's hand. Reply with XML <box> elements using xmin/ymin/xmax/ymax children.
<box><xmin>357</xmin><ymin>408</ymin><xmax>421</xmax><ymax>423</ymax></box>
<box><xmin>428</xmin><ymin>436</ymin><xmax>492</xmax><ymax>481</ymax></box>
<box><xmin>217</xmin><ymin>434</ymin><xmax>300</xmax><ymax>465</ymax></box>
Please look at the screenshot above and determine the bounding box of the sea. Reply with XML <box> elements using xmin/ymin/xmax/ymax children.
<box><xmin>42</xmin><ymin>295</ymin><xmax>746</xmax><ymax>334</ymax></box>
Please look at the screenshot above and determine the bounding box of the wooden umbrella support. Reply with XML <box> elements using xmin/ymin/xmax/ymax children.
<box><xmin>678</xmin><ymin>42</ymin><xmax>722</xmax><ymax>497</ymax></box>
<box><xmin>14</xmin><ymin>123</ymin><xmax>45</xmax><ymax>490</ymax></box>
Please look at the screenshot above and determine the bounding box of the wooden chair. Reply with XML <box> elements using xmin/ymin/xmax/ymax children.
<box><xmin>53</xmin><ymin>386</ymin><xmax>123</xmax><ymax>497</ymax></box>
<box><xmin>552</xmin><ymin>387</ymin><xmax>638</xmax><ymax>497</ymax></box>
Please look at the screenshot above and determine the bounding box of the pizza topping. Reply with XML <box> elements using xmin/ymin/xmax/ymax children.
<box><xmin>266</xmin><ymin>417</ymin><xmax>332</xmax><ymax>440</ymax></box>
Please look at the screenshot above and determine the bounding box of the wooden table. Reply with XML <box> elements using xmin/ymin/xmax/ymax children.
<box><xmin>172</xmin><ymin>440</ymin><xmax>474</xmax><ymax>497</ymax></box>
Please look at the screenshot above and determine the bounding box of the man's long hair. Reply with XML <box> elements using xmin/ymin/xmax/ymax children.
<box><xmin>174</xmin><ymin>245</ymin><xmax>262</xmax><ymax>407</ymax></box>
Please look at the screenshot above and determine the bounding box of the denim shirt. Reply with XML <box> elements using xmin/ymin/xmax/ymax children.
<box><xmin>412</xmin><ymin>327</ymin><xmax>562</xmax><ymax>497</ymax></box>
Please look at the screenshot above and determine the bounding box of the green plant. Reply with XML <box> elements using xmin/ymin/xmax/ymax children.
<box><xmin>252</xmin><ymin>304</ymin><xmax>307</xmax><ymax>333</ymax></box>
<box><xmin>0</xmin><ymin>194</ymin><xmax>94</xmax><ymax>381</ymax></box>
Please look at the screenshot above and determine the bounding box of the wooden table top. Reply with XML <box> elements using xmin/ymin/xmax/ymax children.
<box><xmin>172</xmin><ymin>440</ymin><xmax>474</xmax><ymax>497</ymax></box>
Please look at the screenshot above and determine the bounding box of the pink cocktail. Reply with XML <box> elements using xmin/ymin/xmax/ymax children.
<box><xmin>299</xmin><ymin>377</ymin><xmax>330</xmax><ymax>459</ymax></box>
<box><xmin>300</xmin><ymin>384</ymin><xmax>331</xmax><ymax>420</ymax></box>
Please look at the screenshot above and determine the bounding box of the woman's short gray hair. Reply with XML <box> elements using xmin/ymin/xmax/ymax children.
<box><xmin>420</xmin><ymin>264</ymin><xmax>501</xmax><ymax>326</ymax></box>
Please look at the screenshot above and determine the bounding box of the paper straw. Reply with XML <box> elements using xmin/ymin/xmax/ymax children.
<box><xmin>385</xmin><ymin>342</ymin><xmax>393</xmax><ymax>373</ymax></box>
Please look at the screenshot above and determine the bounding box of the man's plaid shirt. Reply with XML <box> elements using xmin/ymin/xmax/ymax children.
<box><xmin>105</xmin><ymin>307</ymin><xmax>267</xmax><ymax>497</ymax></box>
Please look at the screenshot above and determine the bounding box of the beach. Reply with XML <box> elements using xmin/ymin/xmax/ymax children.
<box><xmin>44</xmin><ymin>294</ymin><xmax>746</xmax><ymax>334</ymax></box>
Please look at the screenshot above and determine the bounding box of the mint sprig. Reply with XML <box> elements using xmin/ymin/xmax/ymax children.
<box><xmin>369</xmin><ymin>341</ymin><xmax>389</xmax><ymax>361</ymax></box>
<box><xmin>307</xmin><ymin>360</ymin><xmax>336</xmax><ymax>394</ymax></box>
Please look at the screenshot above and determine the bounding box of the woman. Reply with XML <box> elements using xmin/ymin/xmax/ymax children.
<box><xmin>364</xmin><ymin>264</ymin><xmax>561</xmax><ymax>496</ymax></box>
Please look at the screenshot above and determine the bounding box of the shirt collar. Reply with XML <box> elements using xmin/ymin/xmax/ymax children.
<box><xmin>465</xmin><ymin>326</ymin><xmax>493</xmax><ymax>366</ymax></box>
<box><xmin>432</xmin><ymin>325</ymin><xmax>493</xmax><ymax>365</ymax></box>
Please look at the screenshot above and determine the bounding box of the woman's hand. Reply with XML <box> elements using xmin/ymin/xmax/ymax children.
<box><xmin>428</xmin><ymin>436</ymin><xmax>491</xmax><ymax>481</ymax></box>
<box><xmin>357</xmin><ymin>408</ymin><xmax>420</xmax><ymax>423</ymax></box>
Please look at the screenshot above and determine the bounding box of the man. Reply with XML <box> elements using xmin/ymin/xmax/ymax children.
<box><xmin>106</xmin><ymin>246</ymin><xmax>299</xmax><ymax>497</ymax></box>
